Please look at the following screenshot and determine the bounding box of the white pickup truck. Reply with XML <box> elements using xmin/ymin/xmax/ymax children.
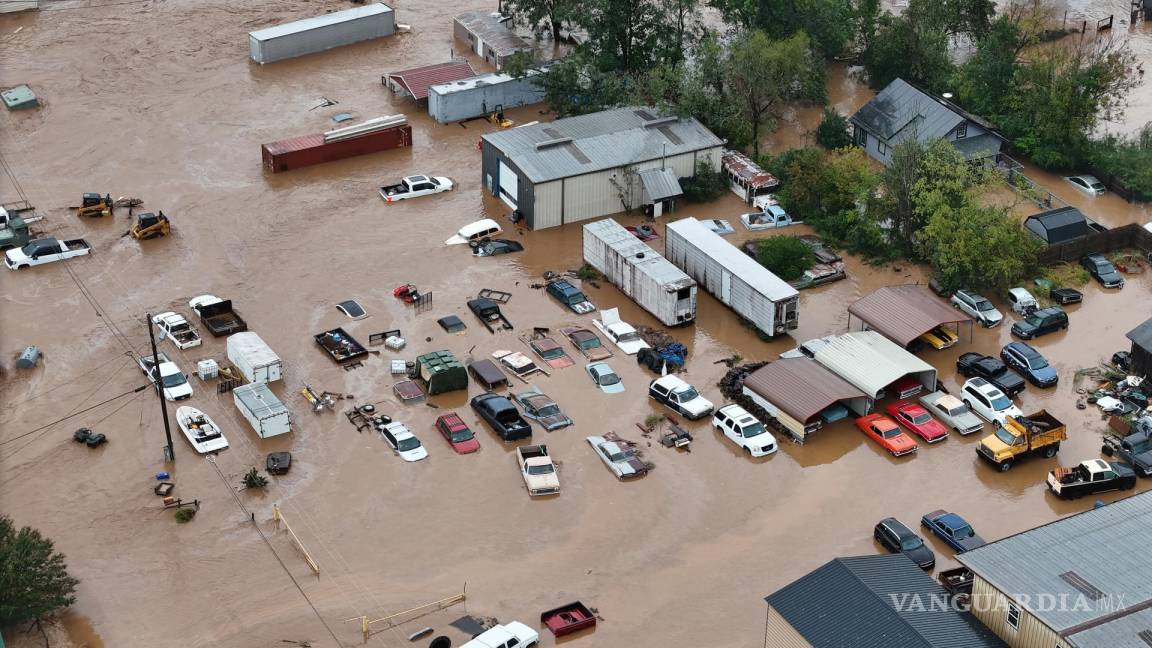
<box><xmin>5</xmin><ymin>237</ymin><xmax>91</xmax><ymax>269</ymax></box>
<box><xmin>518</xmin><ymin>444</ymin><xmax>559</xmax><ymax>496</ymax></box>
<box><xmin>152</xmin><ymin>312</ymin><xmax>202</xmax><ymax>350</ymax></box>
<box><xmin>461</xmin><ymin>622</ymin><xmax>540</xmax><ymax>648</ymax></box>
<box><xmin>378</xmin><ymin>175</ymin><xmax>453</xmax><ymax>202</ymax></box>
<box><xmin>138</xmin><ymin>352</ymin><xmax>193</xmax><ymax>401</ymax></box>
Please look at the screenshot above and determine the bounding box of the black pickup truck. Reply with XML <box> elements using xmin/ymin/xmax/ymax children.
<box><xmin>1102</xmin><ymin>431</ymin><xmax>1152</xmax><ymax>477</ymax></box>
<box><xmin>956</xmin><ymin>352</ymin><xmax>1026</xmax><ymax>398</ymax></box>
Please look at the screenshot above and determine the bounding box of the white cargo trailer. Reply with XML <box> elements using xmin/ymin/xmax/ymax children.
<box><xmin>227</xmin><ymin>332</ymin><xmax>283</xmax><ymax>384</ymax></box>
<box><xmin>582</xmin><ymin>219</ymin><xmax>697</xmax><ymax>326</ymax></box>
<box><xmin>249</xmin><ymin>3</ymin><xmax>396</xmax><ymax>65</ymax></box>
<box><xmin>233</xmin><ymin>383</ymin><xmax>292</xmax><ymax>438</ymax></box>
<box><xmin>664</xmin><ymin>218</ymin><xmax>799</xmax><ymax>337</ymax></box>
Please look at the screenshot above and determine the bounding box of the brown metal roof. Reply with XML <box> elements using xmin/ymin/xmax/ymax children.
<box><xmin>743</xmin><ymin>358</ymin><xmax>867</xmax><ymax>423</ymax></box>
<box><xmin>721</xmin><ymin>149</ymin><xmax>778</xmax><ymax>190</ymax></box>
<box><xmin>387</xmin><ymin>61</ymin><xmax>476</xmax><ymax>101</ymax></box>
<box><xmin>848</xmin><ymin>284</ymin><xmax>973</xmax><ymax>347</ymax></box>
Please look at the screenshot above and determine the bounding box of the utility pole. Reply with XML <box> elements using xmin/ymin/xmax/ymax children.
<box><xmin>146</xmin><ymin>313</ymin><xmax>175</xmax><ymax>463</ymax></box>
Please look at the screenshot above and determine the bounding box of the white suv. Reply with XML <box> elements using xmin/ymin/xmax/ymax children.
<box><xmin>951</xmin><ymin>290</ymin><xmax>1004</xmax><ymax>328</ymax></box>
<box><xmin>713</xmin><ymin>404</ymin><xmax>777</xmax><ymax>457</ymax></box>
<box><xmin>960</xmin><ymin>378</ymin><xmax>1022</xmax><ymax>424</ymax></box>
<box><xmin>649</xmin><ymin>375</ymin><xmax>714</xmax><ymax>420</ymax></box>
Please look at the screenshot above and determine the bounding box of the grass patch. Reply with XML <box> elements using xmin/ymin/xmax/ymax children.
<box><xmin>1041</xmin><ymin>263</ymin><xmax>1090</xmax><ymax>288</ymax></box>
<box><xmin>174</xmin><ymin>509</ymin><xmax>196</xmax><ymax>523</ymax></box>
<box><xmin>574</xmin><ymin>264</ymin><xmax>602</xmax><ymax>282</ymax></box>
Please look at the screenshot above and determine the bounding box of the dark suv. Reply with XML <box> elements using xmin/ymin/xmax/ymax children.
<box><xmin>1011</xmin><ymin>306</ymin><xmax>1068</xmax><ymax>339</ymax></box>
<box><xmin>956</xmin><ymin>353</ymin><xmax>1026</xmax><ymax>397</ymax></box>
<box><xmin>873</xmin><ymin>517</ymin><xmax>935</xmax><ymax>569</ymax></box>
<box><xmin>470</xmin><ymin>394</ymin><xmax>531</xmax><ymax>441</ymax></box>
<box><xmin>1000</xmin><ymin>342</ymin><xmax>1059</xmax><ymax>388</ymax></box>
<box><xmin>545</xmin><ymin>279</ymin><xmax>595</xmax><ymax>314</ymax></box>
<box><xmin>1081</xmin><ymin>254</ymin><xmax>1124</xmax><ymax>288</ymax></box>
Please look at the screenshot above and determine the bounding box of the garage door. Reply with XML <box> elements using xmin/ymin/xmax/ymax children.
<box><xmin>498</xmin><ymin>160</ymin><xmax>518</xmax><ymax>209</ymax></box>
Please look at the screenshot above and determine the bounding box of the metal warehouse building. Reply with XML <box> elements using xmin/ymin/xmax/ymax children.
<box><xmin>479</xmin><ymin>107</ymin><xmax>724</xmax><ymax>230</ymax></box>
<box><xmin>428</xmin><ymin>71</ymin><xmax>545</xmax><ymax>124</ymax></box>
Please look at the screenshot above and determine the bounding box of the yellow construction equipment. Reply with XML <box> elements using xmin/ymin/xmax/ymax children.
<box><xmin>487</xmin><ymin>104</ymin><xmax>513</xmax><ymax>128</ymax></box>
<box><xmin>129</xmin><ymin>211</ymin><xmax>170</xmax><ymax>240</ymax></box>
<box><xmin>74</xmin><ymin>193</ymin><xmax>113</xmax><ymax>218</ymax></box>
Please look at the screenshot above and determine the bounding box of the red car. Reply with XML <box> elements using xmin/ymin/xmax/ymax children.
<box><xmin>886</xmin><ymin>401</ymin><xmax>949</xmax><ymax>443</ymax></box>
<box><xmin>855</xmin><ymin>413</ymin><xmax>918</xmax><ymax>456</ymax></box>
<box><xmin>435</xmin><ymin>412</ymin><xmax>480</xmax><ymax>454</ymax></box>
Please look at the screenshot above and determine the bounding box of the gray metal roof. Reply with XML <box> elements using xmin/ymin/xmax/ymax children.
<box><xmin>957</xmin><ymin>490</ymin><xmax>1152</xmax><ymax>635</ymax></box>
<box><xmin>743</xmin><ymin>358</ymin><xmax>867</xmax><ymax>423</ymax></box>
<box><xmin>638</xmin><ymin>168</ymin><xmax>682</xmax><ymax>202</ymax></box>
<box><xmin>454</xmin><ymin>11</ymin><xmax>530</xmax><ymax>58</ymax></box>
<box><xmin>233</xmin><ymin>383</ymin><xmax>288</xmax><ymax>418</ymax></box>
<box><xmin>250</xmin><ymin>3</ymin><xmax>393</xmax><ymax>41</ymax></box>
<box><xmin>582</xmin><ymin>219</ymin><xmax>695</xmax><ymax>290</ymax></box>
<box><xmin>665</xmin><ymin>218</ymin><xmax>798</xmax><ymax>301</ymax></box>
<box><xmin>482</xmin><ymin>107</ymin><xmax>724</xmax><ymax>183</ymax></box>
<box><xmin>812</xmin><ymin>331</ymin><xmax>936</xmax><ymax>399</ymax></box>
<box><xmin>1127</xmin><ymin>318</ymin><xmax>1152</xmax><ymax>351</ymax></box>
<box><xmin>851</xmin><ymin>78</ymin><xmax>964</xmax><ymax>144</ymax></box>
<box><xmin>765</xmin><ymin>554</ymin><xmax>1006</xmax><ymax>648</ymax></box>
<box><xmin>1065</xmin><ymin>606</ymin><xmax>1152</xmax><ymax>647</ymax></box>
<box><xmin>1025</xmin><ymin>207</ymin><xmax>1094</xmax><ymax>245</ymax></box>
<box><xmin>848</xmin><ymin>285</ymin><xmax>972</xmax><ymax>347</ymax></box>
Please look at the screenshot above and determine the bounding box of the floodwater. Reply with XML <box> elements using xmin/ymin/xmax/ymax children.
<box><xmin>1</xmin><ymin>2</ymin><xmax>1151</xmax><ymax>648</ymax></box>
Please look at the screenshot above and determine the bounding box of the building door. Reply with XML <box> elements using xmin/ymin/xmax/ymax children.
<box><xmin>721</xmin><ymin>272</ymin><xmax>732</xmax><ymax>302</ymax></box>
<box><xmin>498</xmin><ymin>160</ymin><xmax>518</xmax><ymax>209</ymax></box>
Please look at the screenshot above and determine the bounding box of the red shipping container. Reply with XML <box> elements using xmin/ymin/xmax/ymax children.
<box><xmin>262</xmin><ymin>124</ymin><xmax>413</xmax><ymax>173</ymax></box>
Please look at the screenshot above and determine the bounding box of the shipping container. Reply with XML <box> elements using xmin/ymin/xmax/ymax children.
<box><xmin>233</xmin><ymin>383</ymin><xmax>291</xmax><ymax>438</ymax></box>
<box><xmin>582</xmin><ymin>218</ymin><xmax>696</xmax><ymax>326</ymax></box>
<box><xmin>249</xmin><ymin>3</ymin><xmax>395</xmax><ymax>64</ymax></box>
<box><xmin>262</xmin><ymin>123</ymin><xmax>412</xmax><ymax>173</ymax></box>
<box><xmin>664</xmin><ymin>217</ymin><xmax>799</xmax><ymax>337</ymax></box>
<box><xmin>227</xmin><ymin>332</ymin><xmax>283</xmax><ymax>384</ymax></box>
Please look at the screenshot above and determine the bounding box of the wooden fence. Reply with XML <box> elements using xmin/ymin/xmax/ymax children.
<box><xmin>1037</xmin><ymin>223</ymin><xmax>1152</xmax><ymax>264</ymax></box>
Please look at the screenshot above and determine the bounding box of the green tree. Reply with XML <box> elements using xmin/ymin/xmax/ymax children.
<box><xmin>681</xmin><ymin>160</ymin><xmax>728</xmax><ymax>202</ymax></box>
<box><xmin>502</xmin><ymin>0</ymin><xmax>576</xmax><ymax>41</ymax></box>
<box><xmin>814</xmin><ymin>109</ymin><xmax>852</xmax><ymax>149</ymax></box>
<box><xmin>1085</xmin><ymin>124</ymin><xmax>1152</xmax><ymax>201</ymax></box>
<box><xmin>580</xmin><ymin>0</ymin><xmax>667</xmax><ymax>73</ymax></box>
<box><xmin>725</xmin><ymin>31</ymin><xmax>824</xmax><ymax>157</ymax></box>
<box><xmin>777</xmin><ymin>147</ymin><xmax>877</xmax><ymax>225</ymax></box>
<box><xmin>502</xmin><ymin>51</ymin><xmax>535</xmax><ymax>80</ymax></box>
<box><xmin>920</xmin><ymin>204</ymin><xmax>1040</xmax><ymax>291</ymax></box>
<box><xmin>534</xmin><ymin>53</ymin><xmax>630</xmax><ymax>116</ymax></box>
<box><xmin>906</xmin><ymin>0</ymin><xmax>995</xmax><ymax>40</ymax></box>
<box><xmin>0</xmin><ymin>515</ymin><xmax>79</xmax><ymax>626</ymax></box>
<box><xmin>950</xmin><ymin>15</ymin><xmax>1026</xmax><ymax>119</ymax></box>
<box><xmin>754</xmin><ymin>236</ymin><xmax>816</xmax><ymax>281</ymax></box>
<box><xmin>708</xmin><ymin>0</ymin><xmax>857</xmax><ymax>57</ymax></box>
<box><xmin>864</xmin><ymin>13</ymin><xmax>952</xmax><ymax>91</ymax></box>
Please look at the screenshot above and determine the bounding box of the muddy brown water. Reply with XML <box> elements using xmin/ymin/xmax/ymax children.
<box><xmin>1</xmin><ymin>3</ymin><xmax>1151</xmax><ymax>647</ymax></box>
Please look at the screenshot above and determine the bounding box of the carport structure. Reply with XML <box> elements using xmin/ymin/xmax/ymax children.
<box><xmin>812</xmin><ymin>331</ymin><xmax>937</xmax><ymax>400</ymax></box>
<box><xmin>847</xmin><ymin>284</ymin><xmax>974</xmax><ymax>348</ymax></box>
<box><xmin>742</xmin><ymin>358</ymin><xmax>870</xmax><ymax>443</ymax></box>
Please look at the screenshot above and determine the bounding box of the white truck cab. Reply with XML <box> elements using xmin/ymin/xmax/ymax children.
<box><xmin>461</xmin><ymin>622</ymin><xmax>539</xmax><ymax>648</ymax></box>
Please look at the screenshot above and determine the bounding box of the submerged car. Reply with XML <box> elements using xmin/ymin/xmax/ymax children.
<box><xmin>527</xmin><ymin>337</ymin><xmax>575</xmax><ymax>369</ymax></box>
<box><xmin>1010</xmin><ymin>306</ymin><xmax>1068</xmax><ymax>340</ymax></box>
<box><xmin>513</xmin><ymin>388</ymin><xmax>573</xmax><ymax>431</ymax></box>
<box><xmin>960</xmin><ymin>377</ymin><xmax>1023</xmax><ymax>424</ymax></box>
<box><xmin>592</xmin><ymin>308</ymin><xmax>650</xmax><ymax>355</ymax></box>
<box><xmin>649</xmin><ymin>375</ymin><xmax>714</xmax><ymax>420</ymax></box>
<box><xmin>470</xmin><ymin>393</ymin><xmax>532</xmax><ymax>442</ymax></box>
<box><xmin>1049</xmin><ymin>287</ymin><xmax>1082</xmax><ymax>305</ymax></box>
<box><xmin>1065</xmin><ymin>174</ymin><xmax>1106</xmax><ymax>196</ymax></box>
<box><xmin>855</xmin><ymin>413</ymin><xmax>918</xmax><ymax>456</ymax></box>
<box><xmin>950</xmin><ymin>289</ymin><xmax>1003</xmax><ymax>327</ymax></box>
<box><xmin>1000</xmin><ymin>342</ymin><xmax>1059</xmax><ymax>388</ymax></box>
<box><xmin>434</xmin><ymin>412</ymin><xmax>480</xmax><ymax>454</ymax></box>
<box><xmin>713</xmin><ymin>404</ymin><xmax>777</xmax><ymax>457</ymax></box>
<box><xmin>921</xmin><ymin>510</ymin><xmax>986</xmax><ymax>553</ymax></box>
<box><xmin>701</xmin><ymin>219</ymin><xmax>735</xmax><ymax>236</ymax></box>
<box><xmin>874</xmin><ymin>517</ymin><xmax>935</xmax><ymax>569</ymax></box>
<box><xmin>586</xmin><ymin>362</ymin><xmax>625</xmax><ymax>394</ymax></box>
<box><xmin>587</xmin><ymin>435</ymin><xmax>649</xmax><ymax>479</ymax></box>
<box><xmin>1081</xmin><ymin>254</ymin><xmax>1124</xmax><ymax>288</ymax></box>
<box><xmin>917</xmin><ymin>325</ymin><xmax>959</xmax><ymax>350</ymax></box>
<box><xmin>559</xmin><ymin>326</ymin><xmax>613</xmax><ymax>360</ymax></box>
<box><xmin>956</xmin><ymin>352</ymin><xmax>1026</xmax><ymax>398</ymax></box>
<box><xmin>885</xmin><ymin>401</ymin><xmax>948</xmax><ymax>443</ymax></box>
<box><xmin>379</xmin><ymin>422</ymin><xmax>429</xmax><ymax>462</ymax></box>
<box><xmin>471</xmin><ymin>238</ymin><xmax>524</xmax><ymax>257</ymax></box>
<box><xmin>546</xmin><ymin>278</ymin><xmax>596</xmax><ymax>314</ymax></box>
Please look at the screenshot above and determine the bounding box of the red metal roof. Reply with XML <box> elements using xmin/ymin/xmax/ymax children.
<box><xmin>263</xmin><ymin>133</ymin><xmax>326</xmax><ymax>155</ymax></box>
<box><xmin>743</xmin><ymin>358</ymin><xmax>866</xmax><ymax>423</ymax></box>
<box><xmin>722</xmin><ymin>149</ymin><xmax>778</xmax><ymax>190</ymax></box>
<box><xmin>386</xmin><ymin>61</ymin><xmax>476</xmax><ymax>101</ymax></box>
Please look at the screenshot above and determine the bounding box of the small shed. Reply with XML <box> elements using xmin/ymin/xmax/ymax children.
<box><xmin>742</xmin><ymin>358</ymin><xmax>870</xmax><ymax>442</ymax></box>
<box><xmin>1024</xmin><ymin>206</ymin><xmax>1107</xmax><ymax>245</ymax></box>
<box><xmin>848</xmin><ymin>284</ymin><xmax>973</xmax><ymax>348</ymax></box>
<box><xmin>453</xmin><ymin>11</ymin><xmax>531</xmax><ymax>71</ymax></box>
<box><xmin>637</xmin><ymin>168</ymin><xmax>682</xmax><ymax>217</ymax></box>
<box><xmin>415</xmin><ymin>350</ymin><xmax>468</xmax><ymax>395</ymax></box>
<box><xmin>812</xmin><ymin>331</ymin><xmax>937</xmax><ymax>399</ymax></box>
<box><xmin>384</xmin><ymin>61</ymin><xmax>477</xmax><ymax>103</ymax></box>
<box><xmin>1126</xmin><ymin>318</ymin><xmax>1152</xmax><ymax>378</ymax></box>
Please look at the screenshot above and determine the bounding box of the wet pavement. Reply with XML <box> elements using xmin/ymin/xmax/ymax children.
<box><xmin>2</xmin><ymin>2</ymin><xmax>1151</xmax><ymax>647</ymax></box>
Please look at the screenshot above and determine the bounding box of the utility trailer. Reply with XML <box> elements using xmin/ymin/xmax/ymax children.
<box><xmin>314</xmin><ymin>327</ymin><xmax>368</xmax><ymax>363</ymax></box>
<box><xmin>582</xmin><ymin>218</ymin><xmax>697</xmax><ymax>326</ymax></box>
<box><xmin>468</xmin><ymin>297</ymin><xmax>513</xmax><ymax>333</ymax></box>
<box><xmin>665</xmin><ymin>217</ymin><xmax>799</xmax><ymax>337</ymax></box>
<box><xmin>233</xmin><ymin>383</ymin><xmax>292</xmax><ymax>438</ymax></box>
<box><xmin>188</xmin><ymin>295</ymin><xmax>248</xmax><ymax>337</ymax></box>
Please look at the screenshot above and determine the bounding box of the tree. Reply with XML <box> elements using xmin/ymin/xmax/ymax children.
<box><xmin>754</xmin><ymin>236</ymin><xmax>816</xmax><ymax>281</ymax></box>
<box><xmin>502</xmin><ymin>0</ymin><xmax>576</xmax><ymax>41</ymax></box>
<box><xmin>534</xmin><ymin>53</ymin><xmax>630</xmax><ymax>116</ymax></box>
<box><xmin>502</xmin><ymin>51</ymin><xmax>535</xmax><ymax>80</ymax></box>
<box><xmin>580</xmin><ymin>0</ymin><xmax>667</xmax><ymax>74</ymax></box>
<box><xmin>905</xmin><ymin>0</ymin><xmax>995</xmax><ymax>40</ymax></box>
<box><xmin>681</xmin><ymin>160</ymin><xmax>728</xmax><ymax>202</ymax></box>
<box><xmin>814</xmin><ymin>108</ymin><xmax>852</xmax><ymax>149</ymax></box>
<box><xmin>950</xmin><ymin>15</ymin><xmax>1026</xmax><ymax>119</ymax></box>
<box><xmin>725</xmin><ymin>31</ymin><xmax>824</xmax><ymax>157</ymax></box>
<box><xmin>0</xmin><ymin>515</ymin><xmax>79</xmax><ymax>626</ymax></box>
<box><xmin>658</xmin><ymin>0</ymin><xmax>700</xmax><ymax>65</ymax></box>
<box><xmin>864</xmin><ymin>13</ymin><xmax>953</xmax><ymax>91</ymax></box>
<box><xmin>920</xmin><ymin>204</ymin><xmax>1040</xmax><ymax>291</ymax></box>
<box><xmin>777</xmin><ymin>147</ymin><xmax>877</xmax><ymax>226</ymax></box>
<box><xmin>708</xmin><ymin>0</ymin><xmax>857</xmax><ymax>57</ymax></box>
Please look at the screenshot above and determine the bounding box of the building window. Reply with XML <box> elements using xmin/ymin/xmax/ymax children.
<box><xmin>855</xmin><ymin>127</ymin><xmax>868</xmax><ymax>147</ymax></box>
<box><xmin>1006</xmin><ymin>602</ymin><xmax>1021</xmax><ymax>630</ymax></box>
<box><xmin>956</xmin><ymin>123</ymin><xmax>968</xmax><ymax>139</ymax></box>
<box><xmin>877</xmin><ymin>139</ymin><xmax>888</xmax><ymax>155</ymax></box>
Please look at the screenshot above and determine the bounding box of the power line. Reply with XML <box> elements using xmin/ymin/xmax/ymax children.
<box><xmin>0</xmin><ymin>385</ymin><xmax>148</xmax><ymax>447</ymax></box>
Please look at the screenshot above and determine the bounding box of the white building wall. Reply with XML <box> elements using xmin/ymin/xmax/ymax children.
<box><xmin>532</xmin><ymin>181</ymin><xmax>563</xmax><ymax>230</ymax></box>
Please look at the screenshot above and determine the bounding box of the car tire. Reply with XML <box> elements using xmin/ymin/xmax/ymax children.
<box><xmin>16</xmin><ymin>264</ymin><xmax>27</xmax><ymax>269</ymax></box>
<box><xmin>744</xmin><ymin>447</ymin><xmax>752</xmax><ymax>456</ymax></box>
<box><xmin>998</xmin><ymin>460</ymin><xmax>1012</xmax><ymax>472</ymax></box>
<box><xmin>1042</xmin><ymin>444</ymin><xmax>1058</xmax><ymax>458</ymax></box>
<box><xmin>1139</xmin><ymin>465</ymin><xmax>1151</xmax><ymax>478</ymax></box>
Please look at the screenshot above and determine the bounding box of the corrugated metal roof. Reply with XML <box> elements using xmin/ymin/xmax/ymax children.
<box><xmin>454</xmin><ymin>11</ymin><xmax>531</xmax><ymax>58</ymax></box>
<box><xmin>848</xmin><ymin>285</ymin><xmax>972</xmax><ymax>347</ymax></box>
<box><xmin>812</xmin><ymin>331</ymin><xmax>936</xmax><ymax>398</ymax></box>
<box><xmin>743</xmin><ymin>358</ymin><xmax>866</xmax><ymax>423</ymax></box>
<box><xmin>1127</xmin><ymin>318</ymin><xmax>1152</xmax><ymax>351</ymax></box>
<box><xmin>957</xmin><ymin>490</ymin><xmax>1152</xmax><ymax>634</ymax></box>
<box><xmin>851</xmin><ymin>78</ymin><xmax>964</xmax><ymax>143</ymax></box>
<box><xmin>765</xmin><ymin>554</ymin><xmax>1006</xmax><ymax>648</ymax></box>
<box><xmin>583</xmin><ymin>219</ymin><xmax>695</xmax><ymax>289</ymax></box>
<box><xmin>1065</xmin><ymin>606</ymin><xmax>1152</xmax><ymax>647</ymax></box>
<box><xmin>482</xmin><ymin>107</ymin><xmax>724</xmax><ymax>183</ymax></box>
<box><xmin>721</xmin><ymin>149</ymin><xmax>778</xmax><ymax>189</ymax></box>
<box><xmin>234</xmin><ymin>383</ymin><xmax>288</xmax><ymax>418</ymax></box>
<box><xmin>387</xmin><ymin>61</ymin><xmax>477</xmax><ymax>100</ymax></box>
<box><xmin>262</xmin><ymin>133</ymin><xmax>327</xmax><ymax>155</ymax></box>
<box><xmin>638</xmin><ymin>168</ymin><xmax>682</xmax><ymax>202</ymax></box>
<box><xmin>251</xmin><ymin>3</ymin><xmax>394</xmax><ymax>41</ymax></box>
<box><xmin>666</xmin><ymin>218</ymin><xmax>798</xmax><ymax>301</ymax></box>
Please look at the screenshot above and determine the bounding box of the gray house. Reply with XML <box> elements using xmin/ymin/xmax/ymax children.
<box><xmin>850</xmin><ymin>78</ymin><xmax>1003</xmax><ymax>165</ymax></box>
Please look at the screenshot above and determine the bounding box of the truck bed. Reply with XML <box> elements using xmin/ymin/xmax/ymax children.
<box><xmin>197</xmin><ymin>299</ymin><xmax>248</xmax><ymax>336</ymax></box>
<box><xmin>314</xmin><ymin>327</ymin><xmax>368</xmax><ymax>363</ymax></box>
<box><xmin>62</xmin><ymin>238</ymin><xmax>91</xmax><ymax>250</ymax></box>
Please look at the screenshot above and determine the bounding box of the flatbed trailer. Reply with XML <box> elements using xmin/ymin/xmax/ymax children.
<box><xmin>314</xmin><ymin>327</ymin><xmax>369</xmax><ymax>363</ymax></box>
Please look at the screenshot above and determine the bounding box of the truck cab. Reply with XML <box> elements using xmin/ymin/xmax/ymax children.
<box><xmin>461</xmin><ymin>622</ymin><xmax>539</xmax><ymax>648</ymax></box>
<box><xmin>1047</xmin><ymin>459</ymin><xmax>1136</xmax><ymax>499</ymax></box>
<box><xmin>977</xmin><ymin>410</ymin><xmax>1065</xmax><ymax>471</ymax></box>
<box><xmin>518</xmin><ymin>445</ymin><xmax>559</xmax><ymax>496</ymax></box>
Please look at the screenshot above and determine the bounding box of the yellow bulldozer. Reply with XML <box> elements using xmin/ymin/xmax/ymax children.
<box><xmin>74</xmin><ymin>193</ymin><xmax>113</xmax><ymax>218</ymax></box>
<box><xmin>128</xmin><ymin>211</ymin><xmax>170</xmax><ymax>240</ymax></box>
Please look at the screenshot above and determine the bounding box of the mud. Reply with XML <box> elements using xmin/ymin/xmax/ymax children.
<box><xmin>1</xmin><ymin>2</ymin><xmax>1150</xmax><ymax>647</ymax></box>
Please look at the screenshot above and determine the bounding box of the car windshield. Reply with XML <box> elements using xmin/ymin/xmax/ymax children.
<box><xmin>397</xmin><ymin>437</ymin><xmax>421</xmax><ymax>451</ymax></box>
<box><xmin>742</xmin><ymin>423</ymin><xmax>766</xmax><ymax>438</ymax></box>
<box><xmin>616</xmin><ymin>330</ymin><xmax>640</xmax><ymax>343</ymax></box>
<box><xmin>161</xmin><ymin>372</ymin><xmax>187</xmax><ymax>388</ymax></box>
<box><xmin>1024</xmin><ymin>314</ymin><xmax>1042</xmax><ymax>326</ymax></box>
<box><xmin>578</xmin><ymin>337</ymin><xmax>600</xmax><ymax>349</ymax></box>
<box><xmin>911</xmin><ymin>412</ymin><xmax>932</xmax><ymax>425</ymax></box>
<box><xmin>535</xmin><ymin>403</ymin><xmax>560</xmax><ymax>417</ymax></box>
<box><xmin>527</xmin><ymin>464</ymin><xmax>554</xmax><ymax>475</ymax></box>
<box><xmin>975</xmin><ymin>299</ymin><xmax>994</xmax><ymax>312</ymax></box>
<box><xmin>607</xmin><ymin>449</ymin><xmax>632</xmax><ymax>462</ymax></box>
<box><xmin>598</xmin><ymin>372</ymin><xmax>620</xmax><ymax>386</ymax></box>
<box><xmin>539</xmin><ymin>346</ymin><xmax>565</xmax><ymax>359</ymax></box>
<box><xmin>881</xmin><ymin>427</ymin><xmax>901</xmax><ymax>439</ymax></box>
<box><xmin>428</xmin><ymin>177</ymin><xmax>440</xmax><ymax>186</ymax></box>
<box><xmin>676</xmin><ymin>386</ymin><xmax>700</xmax><ymax>401</ymax></box>
<box><xmin>450</xmin><ymin>429</ymin><xmax>473</xmax><ymax>443</ymax></box>
<box><xmin>19</xmin><ymin>242</ymin><xmax>39</xmax><ymax>255</ymax></box>
<box><xmin>1027</xmin><ymin>355</ymin><xmax>1049</xmax><ymax>370</ymax></box>
<box><xmin>994</xmin><ymin>426</ymin><xmax>1019</xmax><ymax>445</ymax></box>
<box><xmin>900</xmin><ymin>536</ymin><xmax>924</xmax><ymax>551</ymax></box>
<box><xmin>989</xmin><ymin>392</ymin><xmax>1012</xmax><ymax>410</ymax></box>
<box><xmin>565</xmin><ymin>292</ymin><xmax>588</xmax><ymax>305</ymax></box>
<box><xmin>1091</xmin><ymin>182</ymin><xmax>1105</xmax><ymax>191</ymax></box>
<box><xmin>953</xmin><ymin>524</ymin><xmax>974</xmax><ymax>539</ymax></box>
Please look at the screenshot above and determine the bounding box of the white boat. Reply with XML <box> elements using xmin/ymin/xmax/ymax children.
<box><xmin>175</xmin><ymin>406</ymin><xmax>229</xmax><ymax>454</ymax></box>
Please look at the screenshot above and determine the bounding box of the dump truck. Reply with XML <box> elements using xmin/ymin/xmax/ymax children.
<box><xmin>976</xmin><ymin>410</ymin><xmax>1066</xmax><ymax>471</ymax></box>
<box><xmin>518</xmin><ymin>444</ymin><xmax>559</xmax><ymax>496</ymax></box>
<box><xmin>188</xmin><ymin>295</ymin><xmax>248</xmax><ymax>337</ymax></box>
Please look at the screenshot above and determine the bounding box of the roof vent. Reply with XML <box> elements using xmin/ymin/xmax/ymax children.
<box><xmin>636</xmin><ymin>252</ymin><xmax>646</xmax><ymax>259</ymax></box>
<box><xmin>1137</xmin><ymin>629</ymin><xmax>1152</xmax><ymax>647</ymax></box>
<box><xmin>1059</xmin><ymin>571</ymin><xmax>1105</xmax><ymax>601</ymax></box>
<box><xmin>536</xmin><ymin>137</ymin><xmax>572</xmax><ymax>150</ymax></box>
<box><xmin>643</xmin><ymin>116</ymin><xmax>678</xmax><ymax>128</ymax></box>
